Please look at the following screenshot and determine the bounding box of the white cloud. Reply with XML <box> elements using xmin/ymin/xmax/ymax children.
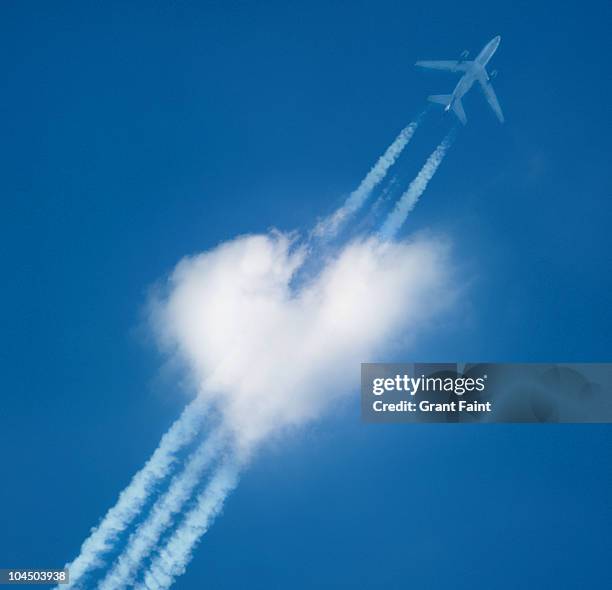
<box><xmin>151</xmin><ymin>231</ymin><xmax>453</xmax><ymax>457</ymax></box>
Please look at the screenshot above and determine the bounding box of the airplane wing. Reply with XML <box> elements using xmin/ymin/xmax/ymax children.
<box><xmin>478</xmin><ymin>77</ymin><xmax>504</xmax><ymax>123</ymax></box>
<box><xmin>415</xmin><ymin>60</ymin><xmax>472</xmax><ymax>73</ymax></box>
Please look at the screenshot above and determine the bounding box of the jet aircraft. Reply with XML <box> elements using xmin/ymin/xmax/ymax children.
<box><xmin>416</xmin><ymin>36</ymin><xmax>504</xmax><ymax>125</ymax></box>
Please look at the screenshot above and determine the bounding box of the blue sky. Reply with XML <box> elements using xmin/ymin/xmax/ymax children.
<box><xmin>1</xmin><ymin>1</ymin><xmax>610</xmax><ymax>588</ymax></box>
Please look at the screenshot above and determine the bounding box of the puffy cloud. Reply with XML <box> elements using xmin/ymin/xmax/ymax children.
<box><xmin>151</xmin><ymin>231</ymin><xmax>452</xmax><ymax>456</ymax></box>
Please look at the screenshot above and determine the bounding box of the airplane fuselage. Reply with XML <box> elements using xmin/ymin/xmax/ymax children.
<box><xmin>446</xmin><ymin>36</ymin><xmax>500</xmax><ymax>110</ymax></box>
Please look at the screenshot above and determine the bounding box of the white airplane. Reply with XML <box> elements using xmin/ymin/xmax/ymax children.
<box><xmin>416</xmin><ymin>35</ymin><xmax>504</xmax><ymax>125</ymax></box>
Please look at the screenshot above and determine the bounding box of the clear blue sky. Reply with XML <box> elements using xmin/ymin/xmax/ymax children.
<box><xmin>1</xmin><ymin>1</ymin><xmax>610</xmax><ymax>588</ymax></box>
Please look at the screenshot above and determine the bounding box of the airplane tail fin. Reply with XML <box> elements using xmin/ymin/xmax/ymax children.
<box><xmin>428</xmin><ymin>94</ymin><xmax>467</xmax><ymax>125</ymax></box>
<box><xmin>428</xmin><ymin>94</ymin><xmax>452</xmax><ymax>106</ymax></box>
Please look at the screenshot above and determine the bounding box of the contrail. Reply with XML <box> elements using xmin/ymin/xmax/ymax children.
<box><xmin>59</xmin><ymin>399</ymin><xmax>206</xmax><ymax>589</ymax></box>
<box><xmin>135</xmin><ymin>458</ymin><xmax>240</xmax><ymax>590</ymax></box>
<box><xmin>378</xmin><ymin>130</ymin><xmax>455</xmax><ymax>240</ymax></box>
<box><xmin>349</xmin><ymin>175</ymin><xmax>400</xmax><ymax>237</ymax></box>
<box><xmin>98</xmin><ymin>430</ymin><xmax>226</xmax><ymax>590</ymax></box>
<box><xmin>312</xmin><ymin>117</ymin><xmax>421</xmax><ymax>239</ymax></box>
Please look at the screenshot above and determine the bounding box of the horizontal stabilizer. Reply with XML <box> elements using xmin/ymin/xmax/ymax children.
<box><xmin>428</xmin><ymin>94</ymin><xmax>452</xmax><ymax>106</ymax></box>
<box><xmin>452</xmin><ymin>99</ymin><xmax>467</xmax><ymax>125</ymax></box>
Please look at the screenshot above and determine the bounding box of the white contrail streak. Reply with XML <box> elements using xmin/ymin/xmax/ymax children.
<box><xmin>98</xmin><ymin>430</ymin><xmax>226</xmax><ymax>590</ymax></box>
<box><xmin>59</xmin><ymin>399</ymin><xmax>206</xmax><ymax>589</ymax></box>
<box><xmin>312</xmin><ymin>118</ymin><xmax>420</xmax><ymax>239</ymax></box>
<box><xmin>378</xmin><ymin>130</ymin><xmax>455</xmax><ymax>240</ymax></box>
<box><xmin>135</xmin><ymin>458</ymin><xmax>240</xmax><ymax>590</ymax></box>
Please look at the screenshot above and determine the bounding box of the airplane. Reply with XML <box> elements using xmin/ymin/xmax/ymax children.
<box><xmin>415</xmin><ymin>35</ymin><xmax>504</xmax><ymax>125</ymax></box>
